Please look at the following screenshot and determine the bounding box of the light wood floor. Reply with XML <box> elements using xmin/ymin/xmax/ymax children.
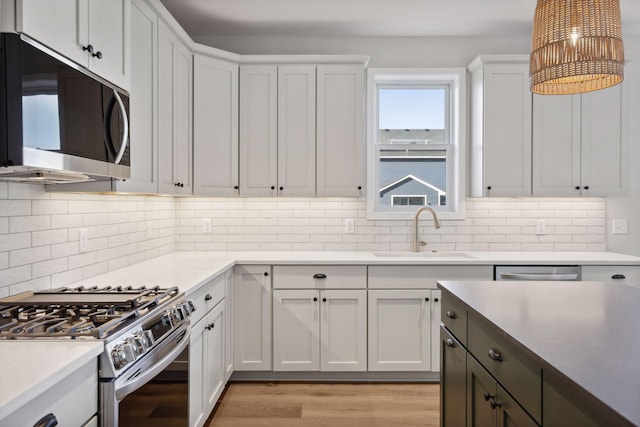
<box><xmin>205</xmin><ymin>382</ymin><xmax>440</xmax><ymax>427</ymax></box>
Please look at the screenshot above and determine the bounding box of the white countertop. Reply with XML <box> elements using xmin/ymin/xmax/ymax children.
<box><xmin>0</xmin><ymin>340</ymin><xmax>103</xmax><ymax>423</ymax></box>
<box><xmin>64</xmin><ymin>250</ymin><xmax>640</xmax><ymax>295</ymax></box>
<box><xmin>2</xmin><ymin>249</ymin><xmax>639</xmax><ymax>421</ymax></box>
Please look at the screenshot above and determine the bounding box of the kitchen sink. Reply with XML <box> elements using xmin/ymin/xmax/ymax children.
<box><xmin>373</xmin><ymin>251</ymin><xmax>476</xmax><ymax>259</ymax></box>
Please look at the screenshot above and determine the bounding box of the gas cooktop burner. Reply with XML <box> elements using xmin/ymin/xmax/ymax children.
<box><xmin>0</xmin><ymin>285</ymin><xmax>181</xmax><ymax>339</ymax></box>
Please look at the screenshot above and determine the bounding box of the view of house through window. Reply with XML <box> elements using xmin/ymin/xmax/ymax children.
<box><xmin>376</xmin><ymin>85</ymin><xmax>450</xmax><ymax>211</ymax></box>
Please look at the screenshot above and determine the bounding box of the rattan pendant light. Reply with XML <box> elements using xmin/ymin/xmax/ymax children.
<box><xmin>530</xmin><ymin>0</ymin><xmax>624</xmax><ymax>95</ymax></box>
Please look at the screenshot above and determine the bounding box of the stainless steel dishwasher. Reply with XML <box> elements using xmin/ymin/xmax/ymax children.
<box><xmin>494</xmin><ymin>265</ymin><xmax>581</xmax><ymax>281</ymax></box>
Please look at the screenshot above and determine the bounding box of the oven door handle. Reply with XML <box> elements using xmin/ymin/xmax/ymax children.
<box><xmin>114</xmin><ymin>327</ymin><xmax>190</xmax><ymax>401</ymax></box>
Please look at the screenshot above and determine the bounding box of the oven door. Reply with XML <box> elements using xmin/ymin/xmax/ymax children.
<box><xmin>100</xmin><ymin>323</ymin><xmax>190</xmax><ymax>427</ymax></box>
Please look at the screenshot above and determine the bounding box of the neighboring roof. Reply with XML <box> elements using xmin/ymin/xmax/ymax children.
<box><xmin>379</xmin><ymin>174</ymin><xmax>444</xmax><ymax>195</ymax></box>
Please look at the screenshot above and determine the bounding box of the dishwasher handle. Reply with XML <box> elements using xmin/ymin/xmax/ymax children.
<box><xmin>499</xmin><ymin>272</ymin><xmax>578</xmax><ymax>281</ymax></box>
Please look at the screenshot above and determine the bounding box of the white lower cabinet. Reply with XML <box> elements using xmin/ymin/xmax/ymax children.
<box><xmin>581</xmin><ymin>265</ymin><xmax>640</xmax><ymax>288</ymax></box>
<box><xmin>273</xmin><ymin>289</ymin><xmax>367</xmax><ymax>372</ymax></box>
<box><xmin>233</xmin><ymin>265</ymin><xmax>272</xmax><ymax>371</ymax></box>
<box><xmin>368</xmin><ymin>290</ymin><xmax>431</xmax><ymax>371</ymax></box>
<box><xmin>188</xmin><ymin>272</ymin><xmax>228</xmax><ymax>427</ymax></box>
<box><xmin>223</xmin><ymin>269</ymin><xmax>234</xmax><ymax>380</ymax></box>
<box><xmin>190</xmin><ymin>301</ymin><xmax>225</xmax><ymax>427</ymax></box>
<box><xmin>1</xmin><ymin>358</ymin><xmax>97</xmax><ymax>427</ymax></box>
<box><xmin>368</xmin><ymin>265</ymin><xmax>492</xmax><ymax>373</ymax></box>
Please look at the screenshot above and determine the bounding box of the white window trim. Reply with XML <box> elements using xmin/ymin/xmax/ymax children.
<box><xmin>366</xmin><ymin>68</ymin><xmax>467</xmax><ymax>220</ymax></box>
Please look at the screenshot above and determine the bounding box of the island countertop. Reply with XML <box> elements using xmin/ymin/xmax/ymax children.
<box><xmin>437</xmin><ymin>280</ymin><xmax>640</xmax><ymax>426</ymax></box>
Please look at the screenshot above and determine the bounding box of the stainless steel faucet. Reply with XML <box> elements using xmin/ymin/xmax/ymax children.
<box><xmin>413</xmin><ymin>206</ymin><xmax>441</xmax><ymax>252</ymax></box>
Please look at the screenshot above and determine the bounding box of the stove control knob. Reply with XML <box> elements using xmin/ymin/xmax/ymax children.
<box><xmin>188</xmin><ymin>300</ymin><xmax>196</xmax><ymax>313</ymax></box>
<box><xmin>127</xmin><ymin>336</ymin><xmax>145</xmax><ymax>356</ymax></box>
<box><xmin>170</xmin><ymin>307</ymin><xmax>183</xmax><ymax>323</ymax></box>
<box><xmin>142</xmin><ymin>330</ymin><xmax>155</xmax><ymax>348</ymax></box>
<box><xmin>182</xmin><ymin>300</ymin><xmax>195</xmax><ymax>316</ymax></box>
<box><xmin>111</xmin><ymin>344</ymin><xmax>134</xmax><ymax>369</ymax></box>
<box><xmin>161</xmin><ymin>312</ymin><xmax>172</xmax><ymax>327</ymax></box>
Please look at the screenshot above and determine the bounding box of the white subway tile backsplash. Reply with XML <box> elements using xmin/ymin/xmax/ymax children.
<box><xmin>0</xmin><ymin>182</ymin><xmax>608</xmax><ymax>296</ymax></box>
<box><xmin>10</xmin><ymin>246</ymin><xmax>51</xmax><ymax>267</ymax></box>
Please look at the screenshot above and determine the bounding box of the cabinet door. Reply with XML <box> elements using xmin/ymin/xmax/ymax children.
<box><xmin>532</xmin><ymin>94</ymin><xmax>581</xmax><ymax>196</ymax></box>
<box><xmin>467</xmin><ymin>355</ymin><xmax>497</xmax><ymax>427</ymax></box>
<box><xmin>203</xmin><ymin>302</ymin><xmax>225</xmax><ymax>414</ymax></box>
<box><xmin>440</xmin><ymin>326</ymin><xmax>466</xmax><ymax>427</ymax></box>
<box><xmin>482</xmin><ymin>64</ymin><xmax>532</xmax><ymax>196</ymax></box>
<box><xmin>193</xmin><ymin>55</ymin><xmax>239</xmax><ymax>196</ymax></box>
<box><xmin>239</xmin><ymin>65</ymin><xmax>278</xmax><ymax>196</ymax></box>
<box><xmin>157</xmin><ymin>21</ymin><xmax>177</xmax><ymax>195</ymax></box>
<box><xmin>581</xmin><ymin>84</ymin><xmax>625</xmax><ymax>196</ymax></box>
<box><xmin>496</xmin><ymin>383</ymin><xmax>538</xmax><ymax>427</ymax></box>
<box><xmin>223</xmin><ymin>270</ymin><xmax>233</xmax><ymax>381</ymax></box>
<box><xmin>17</xmin><ymin>0</ymin><xmax>89</xmax><ymax>67</ymax></box>
<box><xmin>189</xmin><ymin>316</ymin><xmax>207</xmax><ymax>427</ymax></box>
<box><xmin>368</xmin><ymin>290</ymin><xmax>430</xmax><ymax>371</ymax></box>
<box><xmin>273</xmin><ymin>289</ymin><xmax>320</xmax><ymax>371</ymax></box>
<box><xmin>316</xmin><ymin>65</ymin><xmax>365</xmax><ymax>196</ymax></box>
<box><xmin>173</xmin><ymin>42</ymin><xmax>193</xmax><ymax>194</ymax></box>
<box><xmin>87</xmin><ymin>0</ymin><xmax>129</xmax><ymax>90</ymax></box>
<box><xmin>233</xmin><ymin>265</ymin><xmax>272</xmax><ymax>371</ymax></box>
<box><xmin>320</xmin><ymin>289</ymin><xmax>367</xmax><ymax>371</ymax></box>
<box><xmin>278</xmin><ymin>65</ymin><xmax>316</xmax><ymax>196</ymax></box>
<box><xmin>157</xmin><ymin>22</ymin><xmax>192</xmax><ymax>195</ymax></box>
<box><xmin>430</xmin><ymin>290</ymin><xmax>441</xmax><ymax>372</ymax></box>
<box><xmin>118</xmin><ymin>0</ymin><xmax>157</xmax><ymax>194</ymax></box>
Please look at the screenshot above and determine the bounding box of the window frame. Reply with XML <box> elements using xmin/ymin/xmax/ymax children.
<box><xmin>366</xmin><ymin>68</ymin><xmax>467</xmax><ymax>220</ymax></box>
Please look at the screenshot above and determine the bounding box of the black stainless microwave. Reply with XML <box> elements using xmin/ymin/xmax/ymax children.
<box><xmin>0</xmin><ymin>33</ymin><xmax>130</xmax><ymax>183</ymax></box>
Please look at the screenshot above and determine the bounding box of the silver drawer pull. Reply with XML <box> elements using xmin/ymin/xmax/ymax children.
<box><xmin>488</xmin><ymin>348</ymin><xmax>503</xmax><ymax>361</ymax></box>
<box><xmin>313</xmin><ymin>274</ymin><xmax>327</xmax><ymax>279</ymax></box>
<box><xmin>446</xmin><ymin>338</ymin><xmax>455</xmax><ymax>348</ymax></box>
<box><xmin>446</xmin><ymin>310</ymin><xmax>457</xmax><ymax>319</ymax></box>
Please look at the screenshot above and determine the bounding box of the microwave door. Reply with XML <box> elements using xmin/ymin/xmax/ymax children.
<box><xmin>103</xmin><ymin>88</ymin><xmax>129</xmax><ymax>165</ymax></box>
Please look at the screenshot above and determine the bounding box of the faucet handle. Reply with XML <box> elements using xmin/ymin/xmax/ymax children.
<box><xmin>418</xmin><ymin>241</ymin><xmax>427</xmax><ymax>247</ymax></box>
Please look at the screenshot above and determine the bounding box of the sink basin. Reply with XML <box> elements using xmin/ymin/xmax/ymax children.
<box><xmin>373</xmin><ymin>251</ymin><xmax>476</xmax><ymax>259</ymax></box>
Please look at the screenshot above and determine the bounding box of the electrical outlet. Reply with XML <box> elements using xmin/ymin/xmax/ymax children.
<box><xmin>202</xmin><ymin>218</ymin><xmax>212</xmax><ymax>233</ymax></box>
<box><xmin>535</xmin><ymin>219</ymin><xmax>546</xmax><ymax>235</ymax></box>
<box><xmin>613</xmin><ymin>219</ymin><xmax>628</xmax><ymax>235</ymax></box>
<box><xmin>79</xmin><ymin>228</ymin><xmax>89</xmax><ymax>253</ymax></box>
<box><xmin>344</xmin><ymin>218</ymin><xmax>355</xmax><ymax>234</ymax></box>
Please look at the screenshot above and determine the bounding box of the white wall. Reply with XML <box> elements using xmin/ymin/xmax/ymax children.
<box><xmin>0</xmin><ymin>183</ymin><xmax>176</xmax><ymax>297</ymax></box>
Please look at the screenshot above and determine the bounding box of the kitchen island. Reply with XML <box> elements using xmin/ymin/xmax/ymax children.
<box><xmin>438</xmin><ymin>280</ymin><xmax>640</xmax><ymax>427</ymax></box>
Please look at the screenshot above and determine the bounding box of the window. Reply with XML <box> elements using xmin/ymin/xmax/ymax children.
<box><xmin>367</xmin><ymin>69</ymin><xmax>466</xmax><ymax>219</ymax></box>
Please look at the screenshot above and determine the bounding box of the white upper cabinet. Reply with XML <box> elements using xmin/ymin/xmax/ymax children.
<box><xmin>157</xmin><ymin>20</ymin><xmax>192</xmax><ymax>195</ymax></box>
<box><xmin>239</xmin><ymin>65</ymin><xmax>279</xmax><ymax>196</ymax></box>
<box><xmin>316</xmin><ymin>65</ymin><xmax>365</xmax><ymax>197</ymax></box>
<box><xmin>278</xmin><ymin>65</ymin><xmax>316</xmax><ymax>196</ymax></box>
<box><xmin>469</xmin><ymin>56</ymin><xmax>532</xmax><ymax>197</ymax></box>
<box><xmin>239</xmin><ymin>64</ymin><xmax>316</xmax><ymax>197</ymax></box>
<box><xmin>193</xmin><ymin>54</ymin><xmax>239</xmax><ymax>196</ymax></box>
<box><xmin>16</xmin><ymin>0</ymin><xmax>130</xmax><ymax>90</ymax></box>
<box><xmin>533</xmin><ymin>84</ymin><xmax>625</xmax><ymax>196</ymax></box>
<box><xmin>117</xmin><ymin>0</ymin><xmax>158</xmax><ymax>194</ymax></box>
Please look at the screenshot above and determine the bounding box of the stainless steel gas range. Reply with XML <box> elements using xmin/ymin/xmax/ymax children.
<box><xmin>0</xmin><ymin>285</ymin><xmax>195</xmax><ymax>427</ymax></box>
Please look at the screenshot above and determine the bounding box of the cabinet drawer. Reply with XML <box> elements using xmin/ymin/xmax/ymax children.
<box><xmin>2</xmin><ymin>358</ymin><xmax>97</xmax><ymax>426</ymax></box>
<box><xmin>468</xmin><ymin>313</ymin><xmax>542</xmax><ymax>424</ymax></box>
<box><xmin>369</xmin><ymin>265</ymin><xmax>492</xmax><ymax>289</ymax></box>
<box><xmin>188</xmin><ymin>274</ymin><xmax>226</xmax><ymax>324</ymax></box>
<box><xmin>441</xmin><ymin>293</ymin><xmax>467</xmax><ymax>346</ymax></box>
<box><xmin>273</xmin><ymin>265</ymin><xmax>366</xmax><ymax>289</ymax></box>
